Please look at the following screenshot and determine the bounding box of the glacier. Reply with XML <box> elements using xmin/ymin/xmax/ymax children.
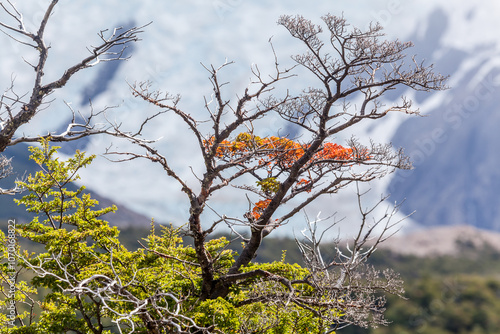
<box><xmin>1</xmin><ymin>0</ymin><xmax>499</xmax><ymax>236</ymax></box>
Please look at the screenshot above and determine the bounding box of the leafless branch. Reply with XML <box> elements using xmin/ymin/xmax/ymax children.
<box><xmin>20</xmin><ymin>249</ymin><xmax>211</xmax><ymax>333</ymax></box>
<box><xmin>293</xmin><ymin>188</ymin><xmax>406</xmax><ymax>328</ymax></box>
<box><xmin>0</xmin><ymin>154</ymin><xmax>22</xmax><ymax>194</ymax></box>
<box><xmin>0</xmin><ymin>1</ymin><xmax>148</xmax><ymax>152</ymax></box>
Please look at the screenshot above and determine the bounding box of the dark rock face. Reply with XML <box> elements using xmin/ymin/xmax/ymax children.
<box><xmin>388</xmin><ymin>9</ymin><xmax>500</xmax><ymax>230</ymax></box>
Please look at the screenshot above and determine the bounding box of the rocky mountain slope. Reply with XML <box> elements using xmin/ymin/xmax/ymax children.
<box><xmin>378</xmin><ymin>225</ymin><xmax>500</xmax><ymax>257</ymax></box>
<box><xmin>388</xmin><ymin>7</ymin><xmax>500</xmax><ymax>231</ymax></box>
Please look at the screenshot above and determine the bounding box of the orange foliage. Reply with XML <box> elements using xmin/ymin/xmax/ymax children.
<box><xmin>250</xmin><ymin>199</ymin><xmax>272</xmax><ymax>220</ymax></box>
<box><xmin>204</xmin><ymin>132</ymin><xmax>367</xmax><ymax>167</ymax></box>
<box><xmin>296</xmin><ymin>178</ymin><xmax>311</xmax><ymax>189</ymax></box>
<box><xmin>203</xmin><ymin>133</ymin><xmax>370</xmax><ymax>220</ymax></box>
<box><xmin>312</xmin><ymin>142</ymin><xmax>355</xmax><ymax>162</ymax></box>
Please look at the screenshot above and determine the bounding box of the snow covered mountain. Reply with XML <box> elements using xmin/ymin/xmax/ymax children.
<box><xmin>388</xmin><ymin>7</ymin><xmax>500</xmax><ymax>230</ymax></box>
<box><xmin>2</xmin><ymin>1</ymin><xmax>500</xmax><ymax>234</ymax></box>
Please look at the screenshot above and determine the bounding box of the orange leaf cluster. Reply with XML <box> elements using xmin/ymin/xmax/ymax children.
<box><xmin>295</xmin><ymin>178</ymin><xmax>311</xmax><ymax>192</ymax></box>
<box><xmin>250</xmin><ymin>199</ymin><xmax>272</xmax><ymax>220</ymax></box>
<box><xmin>204</xmin><ymin>132</ymin><xmax>366</xmax><ymax>168</ymax></box>
<box><xmin>203</xmin><ymin>133</ymin><xmax>370</xmax><ymax>221</ymax></box>
<box><xmin>313</xmin><ymin>142</ymin><xmax>355</xmax><ymax>161</ymax></box>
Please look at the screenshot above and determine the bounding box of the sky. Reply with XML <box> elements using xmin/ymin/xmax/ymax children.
<box><xmin>2</xmin><ymin>1</ymin><xmax>500</xmax><ymax>236</ymax></box>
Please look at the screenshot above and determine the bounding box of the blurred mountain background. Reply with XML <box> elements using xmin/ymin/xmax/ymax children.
<box><xmin>1</xmin><ymin>1</ymin><xmax>500</xmax><ymax>235</ymax></box>
<box><xmin>2</xmin><ymin>3</ymin><xmax>500</xmax><ymax>332</ymax></box>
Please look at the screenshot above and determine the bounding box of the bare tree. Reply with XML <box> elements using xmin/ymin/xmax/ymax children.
<box><xmin>96</xmin><ymin>13</ymin><xmax>446</xmax><ymax>330</ymax></box>
<box><xmin>0</xmin><ymin>0</ymin><xmax>146</xmax><ymax>193</ymax></box>
<box><xmin>4</xmin><ymin>7</ymin><xmax>447</xmax><ymax>332</ymax></box>
<box><xmin>120</xmin><ymin>13</ymin><xmax>445</xmax><ymax>294</ymax></box>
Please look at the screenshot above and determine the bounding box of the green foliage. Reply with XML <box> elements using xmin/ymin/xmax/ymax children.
<box><xmin>337</xmin><ymin>249</ymin><xmax>500</xmax><ymax>334</ymax></box>
<box><xmin>0</xmin><ymin>141</ymin><xmax>338</xmax><ymax>333</ymax></box>
<box><xmin>354</xmin><ymin>275</ymin><xmax>500</xmax><ymax>334</ymax></box>
<box><xmin>193</xmin><ymin>298</ymin><xmax>240</xmax><ymax>332</ymax></box>
<box><xmin>256</xmin><ymin>177</ymin><xmax>280</xmax><ymax>194</ymax></box>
